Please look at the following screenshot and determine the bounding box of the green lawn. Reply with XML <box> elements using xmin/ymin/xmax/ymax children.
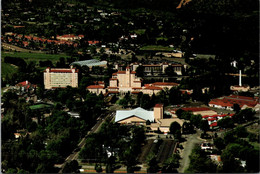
<box><xmin>1</xmin><ymin>51</ymin><xmax>69</xmax><ymax>64</ymax></box>
<box><xmin>132</xmin><ymin>29</ymin><xmax>146</xmax><ymax>35</ymax></box>
<box><xmin>1</xmin><ymin>62</ymin><xmax>18</xmax><ymax>79</ymax></box>
<box><xmin>29</xmin><ymin>104</ymin><xmax>53</xmax><ymax>110</ymax></box>
<box><xmin>140</xmin><ymin>45</ymin><xmax>174</xmax><ymax>51</ymax></box>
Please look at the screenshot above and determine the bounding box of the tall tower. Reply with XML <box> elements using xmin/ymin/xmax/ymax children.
<box><xmin>154</xmin><ymin>104</ymin><xmax>164</xmax><ymax>121</ymax></box>
<box><xmin>126</xmin><ymin>66</ymin><xmax>131</xmax><ymax>87</ymax></box>
<box><xmin>239</xmin><ymin>70</ymin><xmax>242</xmax><ymax>86</ymax></box>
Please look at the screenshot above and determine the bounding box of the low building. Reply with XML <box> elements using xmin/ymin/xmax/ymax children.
<box><xmin>44</xmin><ymin>67</ymin><xmax>78</xmax><ymax>89</ymax></box>
<box><xmin>56</xmin><ymin>34</ymin><xmax>84</xmax><ymax>41</ymax></box>
<box><xmin>130</xmin><ymin>62</ymin><xmax>183</xmax><ymax>75</ymax></box>
<box><xmin>70</xmin><ymin>59</ymin><xmax>107</xmax><ymax>70</ymax></box>
<box><xmin>87</xmin><ymin>85</ymin><xmax>106</xmax><ymax>95</ymax></box>
<box><xmin>115</xmin><ymin>107</ymin><xmax>155</xmax><ymax>124</ymax></box>
<box><xmin>170</xmin><ymin>107</ymin><xmax>217</xmax><ymax>116</ymax></box>
<box><xmin>15</xmin><ymin>80</ymin><xmax>36</xmax><ymax>92</ymax></box>
<box><xmin>202</xmin><ymin>113</ymin><xmax>235</xmax><ymax>129</ymax></box>
<box><xmin>209</xmin><ymin>95</ymin><xmax>259</xmax><ymax>110</ymax></box>
<box><xmin>115</xmin><ymin>104</ymin><xmax>164</xmax><ymax>124</ymax></box>
<box><xmin>230</xmin><ymin>85</ymin><xmax>250</xmax><ymax>92</ymax></box>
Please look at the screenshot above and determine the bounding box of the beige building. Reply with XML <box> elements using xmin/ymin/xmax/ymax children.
<box><xmin>44</xmin><ymin>67</ymin><xmax>78</xmax><ymax>89</ymax></box>
<box><xmin>130</xmin><ymin>62</ymin><xmax>183</xmax><ymax>75</ymax></box>
<box><xmin>87</xmin><ymin>67</ymin><xmax>179</xmax><ymax>96</ymax></box>
<box><xmin>109</xmin><ymin>67</ymin><xmax>142</xmax><ymax>93</ymax></box>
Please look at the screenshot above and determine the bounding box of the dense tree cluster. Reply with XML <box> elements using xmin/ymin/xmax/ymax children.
<box><xmin>79</xmin><ymin>121</ymin><xmax>146</xmax><ymax>172</ymax></box>
<box><xmin>213</xmin><ymin>126</ymin><xmax>259</xmax><ymax>173</ymax></box>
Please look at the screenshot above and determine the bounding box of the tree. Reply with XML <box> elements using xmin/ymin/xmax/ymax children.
<box><xmin>136</xmin><ymin>65</ymin><xmax>145</xmax><ymax>77</ymax></box>
<box><xmin>187</xmin><ymin>145</ymin><xmax>217</xmax><ymax>173</ymax></box>
<box><xmin>232</xmin><ymin>103</ymin><xmax>241</xmax><ymax>113</ymax></box>
<box><xmin>169</xmin><ymin>121</ymin><xmax>181</xmax><ymax>135</ymax></box>
<box><xmin>175</xmin><ymin>109</ymin><xmax>184</xmax><ymax>118</ymax></box>
<box><xmin>119</xmin><ymin>98</ymin><xmax>128</xmax><ymax>108</ymax></box>
<box><xmin>95</xmin><ymin>163</ymin><xmax>103</xmax><ymax>173</ymax></box>
<box><xmin>182</xmin><ymin>122</ymin><xmax>194</xmax><ymax>134</ymax></box>
<box><xmin>169</xmin><ymin>87</ymin><xmax>182</xmax><ymax>105</ymax></box>
<box><xmin>105</xmin><ymin>156</ymin><xmax>116</xmax><ymax>173</ymax></box>
<box><xmin>165</xmin><ymin>66</ymin><xmax>177</xmax><ymax>76</ymax></box>
<box><xmin>147</xmin><ymin>155</ymin><xmax>159</xmax><ymax>173</ymax></box>
<box><xmin>190</xmin><ymin>114</ymin><xmax>202</xmax><ymax>128</ymax></box>
<box><xmin>174</xmin><ymin>130</ymin><xmax>182</xmax><ymax>141</ymax></box>
<box><xmin>199</xmin><ymin>120</ymin><xmax>209</xmax><ymax>134</ymax></box>
<box><xmin>140</xmin><ymin>94</ymin><xmax>151</xmax><ymax>109</ymax></box>
<box><xmin>220</xmin><ymin>144</ymin><xmax>245</xmax><ymax>173</ymax></box>
<box><xmin>217</xmin><ymin>117</ymin><xmax>234</xmax><ymax>129</ymax></box>
<box><xmin>213</xmin><ymin>137</ymin><xmax>226</xmax><ymax>151</ymax></box>
<box><xmin>62</xmin><ymin>160</ymin><xmax>80</xmax><ymax>173</ymax></box>
<box><xmin>161</xmin><ymin>154</ymin><xmax>180</xmax><ymax>173</ymax></box>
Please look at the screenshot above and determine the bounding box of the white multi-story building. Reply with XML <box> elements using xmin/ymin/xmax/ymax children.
<box><xmin>44</xmin><ymin>67</ymin><xmax>78</xmax><ymax>89</ymax></box>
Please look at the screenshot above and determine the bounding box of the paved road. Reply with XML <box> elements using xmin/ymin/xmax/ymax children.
<box><xmin>58</xmin><ymin>112</ymin><xmax>115</xmax><ymax>173</ymax></box>
<box><xmin>178</xmin><ymin>130</ymin><xmax>204</xmax><ymax>173</ymax></box>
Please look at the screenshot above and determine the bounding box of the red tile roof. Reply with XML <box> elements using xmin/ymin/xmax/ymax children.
<box><xmin>145</xmin><ymin>86</ymin><xmax>162</xmax><ymax>90</ymax></box>
<box><xmin>108</xmin><ymin>91</ymin><xmax>119</xmax><ymax>94</ymax></box>
<box><xmin>117</xmin><ymin>71</ymin><xmax>136</xmax><ymax>74</ymax></box>
<box><xmin>210</xmin><ymin>122</ymin><xmax>217</xmax><ymax>127</ymax></box>
<box><xmin>208</xmin><ymin>118</ymin><xmax>217</xmax><ymax>121</ymax></box>
<box><xmin>108</xmin><ymin>87</ymin><xmax>118</xmax><ymax>89</ymax></box>
<box><xmin>181</xmin><ymin>107</ymin><xmax>212</xmax><ymax>112</ymax></box>
<box><xmin>209</xmin><ymin>95</ymin><xmax>259</xmax><ymax>108</ymax></box>
<box><xmin>88</xmin><ymin>41</ymin><xmax>100</xmax><ymax>45</ymax></box>
<box><xmin>87</xmin><ymin>85</ymin><xmax>104</xmax><ymax>89</ymax></box>
<box><xmin>132</xmin><ymin>87</ymin><xmax>142</xmax><ymax>89</ymax></box>
<box><xmin>16</xmin><ymin>81</ymin><xmax>31</xmax><ymax>86</ymax></box>
<box><xmin>152</xmin><ymin>82</ymin><xmax>179</xmax><ymax>86</ymax></box>
<box><xmin>154</xmin><ymin>104</ymin><xmax>164</xmax><ymax>108</ymax></box>
<box><xmin>131</xmin><ymin>91</ymin><xmax>141</xmax><ymax>94</ymax></box>
<box><xmin>45</xmin><ymin>68</ymin><xmax>79</xmax><ymax>73</ymax></box>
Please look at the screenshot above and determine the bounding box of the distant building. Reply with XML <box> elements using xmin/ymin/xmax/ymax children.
<box><xmin>87</xmin><ymin>67</ymin><xmax>179</xmax><ymax>96</ymax></box>
<box><xmin>209</xmin><ymin>95</ymin><xmax>259</xmax><ymax>110</ymax></box>
<box><xmin>15</xmin><ymin>80</ymin><xmax>36</xmax><ymax>92</ymax></box>
<box><xmin>130</xmin><ymin>62</ymin><xmax>183</xmax><ymax>75</ymax></box>
<box><xmin>109</xmin><ymin>67</ymin><xmax>142</xmax><ymax>94</ymax></box>
<box><xmin>170</xmin><ymin>107</ymin><xmax>218</xmax><ymax>116</ymax></box>
<box><xmin>70</xmin><ymin>59</ymin><xmax>107</xmax><ymax>70</ymax></box>
<box><xmin>44</xmin><ymin>67</ymin><xmax>78</xmax><ymax>89</ymax></box>
<box><xmin>56</xmin><ymin>34</ymin><xmax>84</xmax><ymax>41</ymax></box>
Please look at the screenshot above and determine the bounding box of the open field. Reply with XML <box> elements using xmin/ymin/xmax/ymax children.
<box><xmin>1</xmin><ymin>62</ymin><xmax>18</xmax><ymax>79</ymax></box>
<box><xmin>156</xmin><ymin>140</ymin><xmax>176</xmax><ymax>164</ymax></box>
<box><xmin>140</xmin><ymin>45</ymin><xmax>174</xmax><ymax>51</ymax></box>
<box><xmin>2</xmin><ymin>51</ymin><xmax>69</xmax><ymax>63</ymax></box>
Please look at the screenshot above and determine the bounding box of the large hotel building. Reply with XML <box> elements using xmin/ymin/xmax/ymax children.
<box><xmin>44</xmin><ymin>67</ymin><xmax>78</xmax><ymax>89</ymax></box>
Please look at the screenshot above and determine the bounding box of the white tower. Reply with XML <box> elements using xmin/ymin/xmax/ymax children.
<box><xmin>239</xmin><ymin>70</ymin><xmax>242</xmax><ymax>86</ymax></box>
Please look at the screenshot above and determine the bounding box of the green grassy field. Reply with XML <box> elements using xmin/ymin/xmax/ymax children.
<box><xmin>1</xmin><ymin>62</ymin><xmax>18</xmax><ymax>79</ymax></box>
<box><xmin>132</xmin><ymin>29</ymin><xmax>146</xmax><ymax>35</ymax></box>
<box><xmin>29</xmin><ymin>104</ymin><xmax>53</xmax><ymax>110</ymax></box>
<box><xmin>1</xmin><ymin>51</ymin><xmax>69</xmax><ymax>64</ymax></box>
<box><xmin>140</xmin><ymin>45</ymin><xmax>174</xmax><ymax>51</ymax></box>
